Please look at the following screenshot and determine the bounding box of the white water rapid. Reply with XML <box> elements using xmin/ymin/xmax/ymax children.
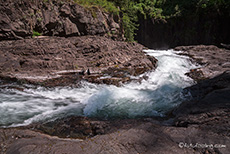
<box><xmin>0</xmin><ymin>50</ymin><xmax>199</xmax><ymax>127</ymax></box>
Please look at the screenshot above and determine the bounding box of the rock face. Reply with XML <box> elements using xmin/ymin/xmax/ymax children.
<box><xmin>0</xmin><ymin>0</ymin><xmax>122</xmax><ymax>40</ymax></box>
<box><xmin>0</xmin><ymin>0</ymin><xmax>229</xmax><ymax>152</ymax></box>
<box><xmin>0</xmin><ymin>36</ymin><xmax>157</xmax><ymax>86</ymax></box>
<box><xmin>33</xmin><ymin>116</ymin><xmax>110</xmax><ymax>139</ymax></box>
<box><xmin>175</xmin><ymin>45</ymin><xmax>230</xmax><ymax>81</ymax></box>
<box><xmin>173</xmin><ymin>46</ymin><xmax>230</xmax><ymax>133</ymax></box>
<box><xmin>1</xmin><ymin>118</ymin><xmax>229</xmax><ymax>154</ymax></box>
<box><xmin>171</xmin><ymin>45</ymin><xmax>230</xmax><ymax>154</ymax></box>
<box><xmin>136</xmin><ymin>14</ymin><xmax>230</xmax><ymax>49</ymax></box>
<box><xmin>174</xmin><ymin>71</ymin><xmax>230</xmax><ymax>135</ymax></box>
<box><xmin>0</xmin><ymin>44</ymin><xmax>230</xmax><ymax>153</ymax></box>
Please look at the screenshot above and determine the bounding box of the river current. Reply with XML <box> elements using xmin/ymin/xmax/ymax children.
<box><xmin>0</xmin><ymin>50</ymin><xmax>199</xmax><ymax>127</ymax></box>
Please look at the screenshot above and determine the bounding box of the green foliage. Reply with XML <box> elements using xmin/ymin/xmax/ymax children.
<box><xmin>120</xmin><ymin>1</ymin><xmax>139</xmax><ymax>41</ymax></box>
<box><xmin>113</xmin><ymin>0</ymin><xmax>230</xmax><ymax>41</ymax></box>
<box><xmin>74</xmin><ymin>0</ymin><xmax>119</xmax><ymax>15</ymax></box>
<box><xmin>37</xmin><ymin>17</ymin><xmax>42</xmax><ymax>22</ymax></box>
<box><xmin>111</xmin><ymin>0</ymin><xmax>170</xmax><ymax>41</ymax></box>
<box><xmin>74</xmin><ymin>0</ymin><xmax>230</xmax><ymax>41</ymax></box>
<box><xmin>122</xmin><ymin>13</ymin><xmax>138</xmax><ymax>41</ymax></box>
<box><xmin>32</xmin><ymin>30</ymin><xmax>41</xmax><ymax>37</ymax></box>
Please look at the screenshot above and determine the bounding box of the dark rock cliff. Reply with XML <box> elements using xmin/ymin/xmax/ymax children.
<box><xmin>0</xmin><ymin>0</ymin><xmax>123</xmax><ymax>40</ymax></box>
<box><xmin>0</xmin><ymin>0</ymin><xmax>157</xmax><ymax>86</ymax></box>
<box><xmin>136</xmin><ymin>13</ymin><xmax>230</xmax><ymax>49</ymax></box>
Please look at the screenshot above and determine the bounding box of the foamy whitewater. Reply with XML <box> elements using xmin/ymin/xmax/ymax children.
<box><xmin>0</xmin><ymin>50</ymin><xmax>199</xmax><ymax>127</ymax></box>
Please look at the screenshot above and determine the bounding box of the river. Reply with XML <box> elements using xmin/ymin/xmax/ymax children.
<box><xmin>0</xmin><ymin>49</ymin><xmax>199</xmax><ymax>127</ymax></box>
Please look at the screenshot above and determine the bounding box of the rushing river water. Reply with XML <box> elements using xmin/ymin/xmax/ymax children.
<box><xmin>0</xmin><ymin>50</ymin><xmax>199</xmax><ymax>127</ymax></box>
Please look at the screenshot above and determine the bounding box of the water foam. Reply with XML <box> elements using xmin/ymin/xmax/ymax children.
<box><xmin>0</xmin><ymin>50</ymin><xmax>199</xmax><ymax>127</ymax></box>
<box><xmin>83</xmin><ymin>50</ymin><xmax>198</xmax><ymax>118</ymax></box>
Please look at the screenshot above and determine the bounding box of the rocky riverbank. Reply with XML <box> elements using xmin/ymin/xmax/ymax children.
<box><xmin>175</xmin><ymin>45</ymin><xmax>230</xmax><ymax>81</ymax></box>
<box><xmin>0</xmin><ymin>36</ymin><xmax>157</xmax><ymax>86</ymax></box>
<box><xmin>1</xmin><ymin>114</ymin><xmax>229</xmax><ymax>154</ymax></box>
<box><xmin>1</xmin><ymin>45</ymin><xmax>229</xmax><ymax>154</ymax></box>
<box><xmin>0</xmin><ymin>0</ymin><xmax>229</xmax><ymax>154</ymax></box>
<box><xmin>0</xmin><ymin>0</ymin><xmax>158</xmax><ymax>87</ymax></box>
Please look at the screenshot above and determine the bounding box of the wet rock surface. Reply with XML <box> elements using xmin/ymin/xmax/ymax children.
<box><xmin>172</xmin><ymin>45</ymin><xmax>230</xmax><ymax>138</ymax></box>
<box><xmin>174</xmin><ymin>71</ymin><xmax>230</xmax><ymax>135</ymax></box>
<box><xmin>1</xmin><ymin>2</ymin><xmax>230</xmax><ymax>150</ymax></box>
<box><xmin>0</xmin><ymin>36</ymin><xmax>157</xmax><ymax>86</ymax></box>
<box><xmin>1</xmin><ymin>118</ymin><xmax>229</xmax><ymax>154</ymax></box>
<box><xmin>1</xmin><ymin>44</ymin><xmax>230</xmax><ymax>154</ymax></box>
<box><xmin>32</xmin><ymin>116</ymin><xmax>111</xmax><ymax>139</ymax></box>
<box><xmin>171</xmin><ymin>46</ymin><xmax>230</xmax><ymax>153</ymax></box>
<box><xmin>175</xmin><ymin>45</ymin><xmax>230</xmax><ymax>81</ymax></box>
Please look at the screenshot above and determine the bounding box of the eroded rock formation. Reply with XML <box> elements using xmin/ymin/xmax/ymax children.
<box><xmin>0</xmin><ymin>36</ymin><xmax>157</xmax><ymax>86</ymax></box>
<box><xmin>0</xmin><ymin>0</ymin><xmax>122</xmax><ymax>40</ymax></box>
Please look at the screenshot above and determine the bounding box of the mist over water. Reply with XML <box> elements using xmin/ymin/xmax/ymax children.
<box><xmin>0</xmin><ymin>50</ymin><xmax>199</xmax><ymax>127</ymax></box>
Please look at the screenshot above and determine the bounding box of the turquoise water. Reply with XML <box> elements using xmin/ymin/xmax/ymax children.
<box><xmin>0</xmin><ymin>50</ymin><xmax>198</xmax><ymax>127</ymax></box>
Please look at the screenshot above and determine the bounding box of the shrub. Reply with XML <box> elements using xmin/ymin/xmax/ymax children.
<box><xmin>73</xmin><ymin>0</ymin><xmax>230</xmax><ymax>42</ymax></box>
<box><xmin>32</xmin><ymin>30</ymin><xmax>41</xmax><ymax>37</ymax></box>
<box><xmin>74</xmin><ymin>0</ymin><xmax>119</xmax><ymax>15</ymax></box>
